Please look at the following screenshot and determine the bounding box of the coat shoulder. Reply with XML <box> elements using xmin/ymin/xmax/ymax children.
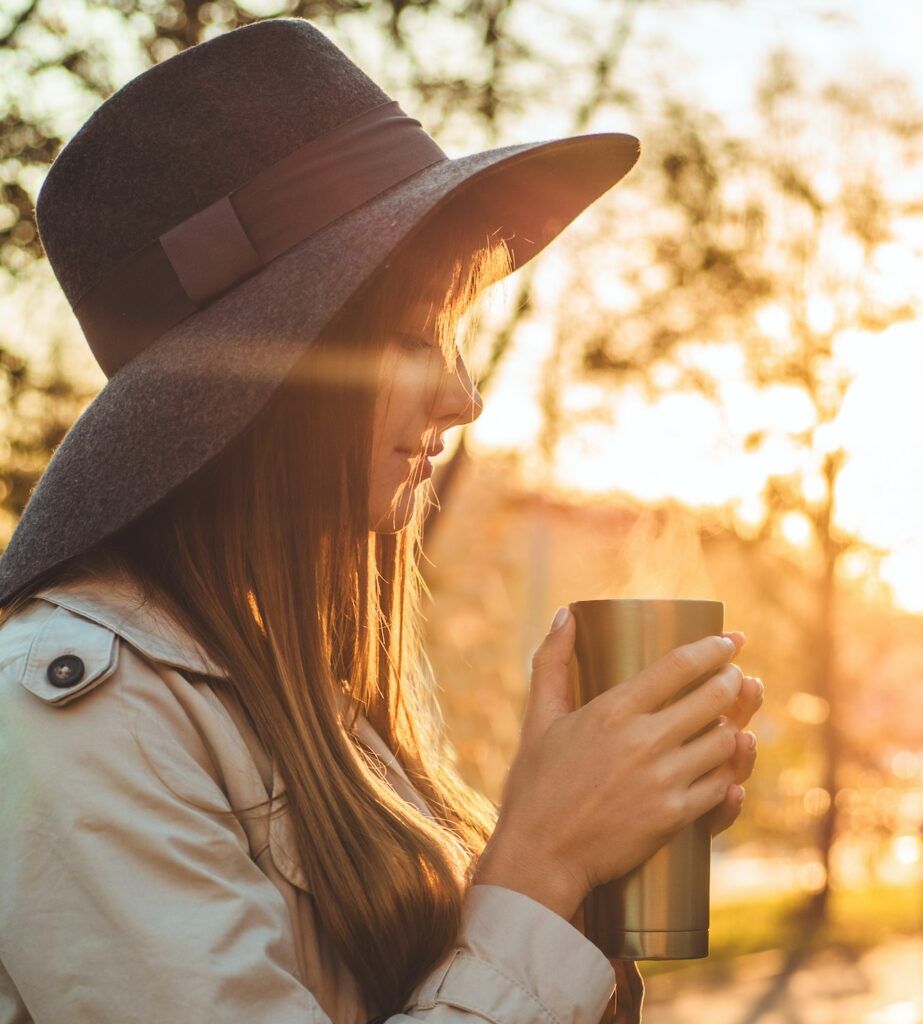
<box><xmin>0</xmin><ymin>597</ymin><xmax>120</xmax><ymax>708</ymax></box>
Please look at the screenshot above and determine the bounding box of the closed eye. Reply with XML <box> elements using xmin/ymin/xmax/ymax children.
<box><xmin>397</xmin><ymin>332</ymin><xmax>438</xmax><ymax>353</ymax></box>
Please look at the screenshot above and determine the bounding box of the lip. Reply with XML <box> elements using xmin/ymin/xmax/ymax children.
<box><xmin>396</xmin><ymin>442</ymin><xmax>444</xmax><ymax>459</ymax></box>
<box><xmin>396</xmin><ymin>448</ymin><xmax>436</xmax><ymax>478</ymax></box>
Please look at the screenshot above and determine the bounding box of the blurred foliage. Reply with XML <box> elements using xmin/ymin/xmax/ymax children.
<box><xmin>0</xmin><ymin>337</ymin><xmax>97</xmax><ymax>544</ymax></box>
<box><xmin>0</xmin><ymin>0</ymin><xmax>654</xmax><ymax>273</ymax></box>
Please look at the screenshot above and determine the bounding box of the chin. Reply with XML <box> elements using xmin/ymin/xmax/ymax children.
<box><xmin>369</xmin><ymin>492</ymin><xmax>417</xmax><ymax>534</ymax></box>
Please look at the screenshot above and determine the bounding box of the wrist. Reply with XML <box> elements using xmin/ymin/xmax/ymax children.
<box><xmin>472</xmin><ymin>827</ymin><xmax>587</xmax><ymax>923</ymax></box>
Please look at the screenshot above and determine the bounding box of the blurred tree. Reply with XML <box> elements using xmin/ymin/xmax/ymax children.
<box><xmin>0</xmin><ymin>335</ymin><xmax>99</xmax><ymax>546</ymax></box>
<box><xmin>568</xmin><ymin>50</ymin><xmax>923</xmax><ymax>926</ymax></box>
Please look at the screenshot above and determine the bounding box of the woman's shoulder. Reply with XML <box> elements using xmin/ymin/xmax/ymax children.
<box><xmin>0</xmin><ymin>564</ymin><xmax>227</xmax><ymax>711</ymax></box>
<box><xmin>0</xmin><ymin>569</ymin><xmax>305</xmax><ymax>895</ymax></box>
<box><xmin>0</xmin><ymin>567</ymin><xmax>241</xmax><ymax>803</ymax></box>
<box><xmin>0</xmin><ymin>569</ymin><xmax>262</xmax><ymax>825</ymax></box>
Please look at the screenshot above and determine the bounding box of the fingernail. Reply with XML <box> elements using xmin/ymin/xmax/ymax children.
<box><xmin>550</xmin><ymin>606</ymin><xmax>570</xmax><ymax>632</ymax></box>
<box><xmin>754</xmin><ymin>678</ymin><xmax>764</xmax><ymax>699</ymax></box>
<box><xmin>746</xmin><ymin>731</ymin><xmax>757</xmax><ymax>750</ymax></box>
<box><xmin>720</xmin><ymin>636</ymin><xmax>735</xmax><ymax>654</ymax></box>
<box><xmin>734</xmin><ymin>785</ymin><xmax>746</xmax><ymax>805</ymax></box>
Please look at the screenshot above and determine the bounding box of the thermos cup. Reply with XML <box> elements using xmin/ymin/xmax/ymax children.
<box><xmin>569</xmin><ymin>598</ymin><xmax>725</xmax><ymax>960</ymax></box>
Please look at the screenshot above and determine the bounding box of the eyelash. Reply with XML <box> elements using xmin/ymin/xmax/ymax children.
<box><xmin>399</xmin><ymin>335</ymin><xmax>436</xmax><ymax>353</ymax></box>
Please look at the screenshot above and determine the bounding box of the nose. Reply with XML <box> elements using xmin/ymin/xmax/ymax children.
<box><xmin>431</xmin><ymin>350</ymin><xmax>483</xmax><ymax>429</ymax></box>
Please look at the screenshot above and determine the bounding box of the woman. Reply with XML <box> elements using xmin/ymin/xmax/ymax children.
<box><xmin>0</xmin><ymin>17</ymin><xmax>761</xmax><ymax>1024</ymax></box>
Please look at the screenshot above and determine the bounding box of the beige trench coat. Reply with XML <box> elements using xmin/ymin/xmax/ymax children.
<box><xmin>0</xmin><ymin>566</ymin><xmax>643</xmax><ymax>1023</ymax></box>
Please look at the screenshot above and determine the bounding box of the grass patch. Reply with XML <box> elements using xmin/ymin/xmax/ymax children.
<box><xmin>635</xmin><ymin>882</ymin><xmax>922</xmax><ymax>983</ymax></box>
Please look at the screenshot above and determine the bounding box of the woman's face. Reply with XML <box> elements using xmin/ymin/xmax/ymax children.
<box><xmin>369</xmin><ymin>297</ymin><xmax>483</xmax><ymax>533</ymax></box>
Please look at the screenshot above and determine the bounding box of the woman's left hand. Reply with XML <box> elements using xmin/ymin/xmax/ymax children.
<box><xmin>707</xmin><ymin>630</ymin><xmax>761</xmax><ymax>837</ymax></box>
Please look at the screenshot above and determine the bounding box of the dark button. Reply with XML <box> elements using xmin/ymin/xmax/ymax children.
<box><xmin>46</xmin><ymin>655</ymin><xmax>85</xmax><ymax>688</ymax></box>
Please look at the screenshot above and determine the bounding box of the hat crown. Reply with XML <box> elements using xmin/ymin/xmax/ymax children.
<box><xmin>36</xmin><ymin>18</ymin><xmax>391</xmax><ymax>309</ymax></box>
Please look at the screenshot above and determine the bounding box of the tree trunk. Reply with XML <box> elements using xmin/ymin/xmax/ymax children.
<box><xmin>804</xmin><ymin>454</ymin><xmax>844</xmax><ymax>925</ymax></box>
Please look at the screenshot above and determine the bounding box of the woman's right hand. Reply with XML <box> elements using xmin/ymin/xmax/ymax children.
<box><xmin>472</xmin><ymin>607</ymin><xmax>744</xmax><ymax>921</ymax></box>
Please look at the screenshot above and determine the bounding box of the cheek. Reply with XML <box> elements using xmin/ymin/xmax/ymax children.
<box><xmin>372</xmin><ymin>368</ymin><xmax>417</xmax><ymax>454</ymax></box>
<box><xmin>370</xmin><ymin>404</ymin><xmax>407</xmax><ymax>488</ymax></box>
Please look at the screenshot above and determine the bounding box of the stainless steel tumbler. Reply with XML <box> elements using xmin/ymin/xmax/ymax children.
<box><xmin>569</xmin><ymin>598</ymin><xmax>725</xmax><ymax>960</ymax></box>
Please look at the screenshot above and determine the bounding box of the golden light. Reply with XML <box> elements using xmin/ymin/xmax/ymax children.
<box><xmin>779</xmin><ymin>766</ymin><xmax>811</xmax><ymax>795</ymax></box>
<box><xmin>892</xmin><ymin>835</ymin><xmax>921</xmax><ymax>866</ymax></box>
<box><xmin>804</xmin><ymin>787</ymin><xmax>832</xmax><ymax>816</ymax></box>
<box><xmin>899</xmin><ymin>792</ymin><xmax>923</xmax><ymax>821</ymax></box>
<box><xmin>780</xmin><ymin>511</ymin><xmax>813</xmax><ymax>547</ymax></box>
<box><xmin>866</xmin><ymin>1001</ymin><xmax>923</xmax><ymax>1024</ymax></box>
<box><xmin>891</xmin><ymin>751</ymin><xmax>921</xmax><ymax>780</ymax></box>
<box><xmin>788</xmin><ymin>691</ymin><xmax>831</xmax><ymax>724</ymax></box>
<box><xmin>470</xmin><ymin>313</ymin><xmax>923</xmax><ymax>612</ymax></box>
<box><xmin>797</xmin><ymin>860</ymin><xmax>827</xmax><ymax>892</ymax></box>
<box><xmin>754</xmin><ymin>303</ymin><xmax>790</xmax><ymax>338</ymax></box>
<box><xmin>874</xmin><ymin>788</ymin><xmax>900</xmax><ymax>815</ymax></box>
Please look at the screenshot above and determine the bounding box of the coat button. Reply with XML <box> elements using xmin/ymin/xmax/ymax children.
<box><xmin>47</xmin><ymin>655</ymin><xmax>86</xmax><ymax>688</ymax></box>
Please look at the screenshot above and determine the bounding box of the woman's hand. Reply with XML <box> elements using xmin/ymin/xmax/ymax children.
<box><xmin>706</xmin><ymin>630</ymin><xmax>762</xmax><ymax>837</ymax></box>
<box><xmin>477</xmin><ymin>618</ymin><xmax>750</xmax><ymax>922</ymax></box>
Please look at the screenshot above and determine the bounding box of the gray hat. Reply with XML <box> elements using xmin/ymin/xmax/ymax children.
<box><xmin>0</xmin><ymin>16</ymin><xmax>640</xmax><ymax>607</ymax></box>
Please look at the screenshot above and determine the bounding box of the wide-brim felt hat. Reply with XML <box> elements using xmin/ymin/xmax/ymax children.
<box><xmin>0</xmin><ymin>16</ymin><xmax>640</xmax><ymax>607</ymax></box>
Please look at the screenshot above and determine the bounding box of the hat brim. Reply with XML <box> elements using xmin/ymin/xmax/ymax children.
<box><xmin>0</xmin><ymin>130</ymin><xmax>639</xmax><ymax>605</ymax></box>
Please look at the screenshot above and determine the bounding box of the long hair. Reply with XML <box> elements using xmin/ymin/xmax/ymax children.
<box><xmin>0</xmin><ymin>202</ymin><xmax>514</xmax><ymax>1014</ymax></box>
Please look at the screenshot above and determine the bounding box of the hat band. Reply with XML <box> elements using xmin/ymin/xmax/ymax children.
<box><xmin>72</xmin><ymin>100</ymin><xmax>448</xmax><ymax>378</ymax></box>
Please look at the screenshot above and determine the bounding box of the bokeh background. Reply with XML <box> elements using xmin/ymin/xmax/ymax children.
<box><xmin>1</xmin><ymin>2</ymin><xmax>921</xmax><ymax>1020</ymax></box>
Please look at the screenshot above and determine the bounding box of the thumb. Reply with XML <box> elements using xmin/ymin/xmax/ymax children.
<box><xmin>522</xmin><ymin>606</ymin><xmax>578</xmax><ymax>745</ymax></box>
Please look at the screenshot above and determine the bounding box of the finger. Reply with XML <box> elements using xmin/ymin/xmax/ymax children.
<box><xmin>721</xmin><ymin>630</ymin><xmax>747</xmax><ymax>654</ymax></box>
<box><xmin>685</xmin><ymin>761</ymin><xmax>738</xmax><ymax>822</ymax></box>
<box><xmin>655</xmin><ymin>662</ymin><xmax>743</xmax><ymax>745</ymax></box>
<box><xmin>523</xmin><ymin>607</ymin><xmax>577</xmax><ymax>743</ymax></box>
<box><xmin>617</xmin><ymin>635</ymin><xmax>736</xmax><ymax>715</ymax></box>
<box><xmin>709</xmin><ymin>784</ymin><xmax>745</xmax><ymax>836</ymax></box>
<box><xmin>669</xmin><ymin>719</ymin><xmax>739</xmax><ymax>784</ymax></box>
<box><xmin>725</xmin><ymin>675</ymin><xmax>764</xmax><ymax>729</ymax></box>
<box><xmin>726</xmin><ymin>729</ymin><xmax>757</xmax><ymax>783</ymax></box>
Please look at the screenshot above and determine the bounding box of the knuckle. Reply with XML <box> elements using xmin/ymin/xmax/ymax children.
<box><xmin>647</xmin><ymin>758</ymin><xmax>673</xmax><ymax>793</ymax></box>
<box><xmin>666</xmin><ymin>645</ymin><xmax>696</xmax><ymax>677</ymax></box>
<box><xmin>619</xmin><ymin>722</ymin><xmax>649</xmax><ymax>758</ymax></box>
<box><xmin>720</xmin><ymin>724</ymin><xmax>739</xmax><ymax>758</ymax></box>
<box><xmin>597</xmin><ymin>691</ymin><xmax>627</xmax><ymax>731</ymax></box>
<box><xmin>530</xmin><ymin>646</ymin><xmax>557</xmax><ymax>673</ymax></box>
<box><xmin>642</xmin><ymin>717</ymin><xmax>669</xmax><ymax>755</ymax></box>
<box><xmin>712</xmin><ymin>635</ymin><xmax>731</xmax><ymax>660</ymax></box>
<box><xmin>660</xmin><ymin>792</ymin><xmax>687</xmax><ymax>831</ymax></box>
<box><xmin>706</xmin><ymin>676</ymin><xmax>731</xmax><ymax>714</ymax></box>
<box><xmin>713</xmin><ymin>668</ymin><xmax>741</xmax><ymax>708</ymax></box>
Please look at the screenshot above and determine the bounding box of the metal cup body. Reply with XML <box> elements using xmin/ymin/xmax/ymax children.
<box><xmin>569</xmin><ymin>598</ymin><xmax>725</xmax><ymax>960</ymax></box>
